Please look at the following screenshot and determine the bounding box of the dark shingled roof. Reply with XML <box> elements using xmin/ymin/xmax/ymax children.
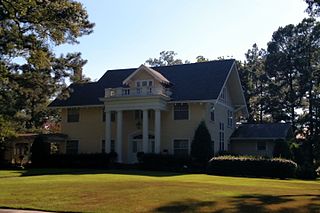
<box><xmin>49</xmin><ymin>59</ymin><xmax>235</xmax><ymax>107</ymax></box>
<box><xmin>231</xmin><ymin>123</ymin><xmax>293</xmax><ymax>139</ymax></box>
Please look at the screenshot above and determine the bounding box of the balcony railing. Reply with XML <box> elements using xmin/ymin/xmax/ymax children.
<box><xmin>105</xmin><ymin>86</ymin><xmax>171</xmax><ymax>98</ymax></box>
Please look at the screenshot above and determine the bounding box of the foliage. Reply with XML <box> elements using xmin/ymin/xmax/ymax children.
<box><xmin>0</xmin><ymin>0</ymin><xmax>94</xmax><ymax>133</ymax></box>
<box><xmin>272</xmin><ymin>139</ymin><xmax>292</xmax><ymax>159</ymax></box>
<box><xmin>305</xmin><ymin>0</ymin><xmax>320</xmax><ymax>16</ymax></box>
<box><xmin>30</xmin><ymin>136</ymin><xmax>51</xmax><ymax>167</ymax></box>
<box><xmin>207</xmin><ymin>156</ymin><xmax>297</xmax><ymax>178</ymax></box>
<box><xmin>196</xmin><ymin>55</ymin><xmax>209</xmax><ymax>62</ymax></box>
<box><xmin>31</xmin><ymin>153</ymin><xmax>111</xmax><ymax>168</ymax></box>
<box><xmin>139</xmin><ymin>153</ymin><xmax>193</xmax><ymax>172</ymax></box>
<box><xmin>190</xmin><ymin>121</ymin><xmax>213</xmax><ymax>164</ymax></box>
<box><xmin>145</xmin><ymin>51</ymin><xmax>184</xmax><ymax>66</ymax></box>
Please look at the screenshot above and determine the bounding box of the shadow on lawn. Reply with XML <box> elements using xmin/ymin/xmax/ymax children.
<box><xmin>153</xmin><ymin>194</ymin><xmax>320</xmax><ymax>213</ymax></box>
<box><xmin>19</xmin><ymin>168</ymin><xmax>185</xmax><ymax>177</ymax></box>
<box><xmin>154</xmin><ymin>199</ymin><xmax>216</xmax><ymax>212</ymax></box>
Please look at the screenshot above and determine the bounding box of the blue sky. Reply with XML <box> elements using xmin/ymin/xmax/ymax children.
<box><xmin>55</xmin><ymin>0</ymin><xmax>308</xmax><ymax>81</ymax></box>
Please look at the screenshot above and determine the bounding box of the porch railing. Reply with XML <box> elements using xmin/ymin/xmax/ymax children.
<box><xmin>105</xmin><ymin>87</ymin><xmax>171</xmax><ymax>98</ymax></box>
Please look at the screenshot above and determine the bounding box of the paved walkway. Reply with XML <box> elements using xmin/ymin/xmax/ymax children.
<box><xmin>0</xmin><ymin>209</ymin><xmax>53</xmax><ymax>213</ymax></box>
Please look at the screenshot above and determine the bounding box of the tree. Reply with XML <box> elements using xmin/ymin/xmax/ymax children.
<box><xmin>0</xmin><ymin>0</ymin><xmax>94</xmax><ymax>133</ymax></box>
<box><xmin>145</xmin><ymin>51</ymin><xmax>185</xmax><ymax>66</ymax></box>
<box><xmin>243</xmin><ymin>44</ymin><xmax>269</xmax><ymax>123</ymax></box>
<box><xmin>191</xmin><ymin>121</ymin><xmax>213</xmax><ymax>164</ymax></box>
<box><xmin>305</xmin><ymin>0</ymin><xmax>320</xmax><ymax>16</ymax></box>
<box><xmin>196</xmin><ymin>55</ymin><xmax>209</xmax><ymax>62</ymax></box>
<box><xmin>266</xmin><ymin>24</ymin><xmax>301</xmax><ymax>126</ymax></box>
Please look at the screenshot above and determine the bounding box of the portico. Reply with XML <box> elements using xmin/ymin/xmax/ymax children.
<box><xmin>103</xmin><ymin>107</ymin><xmax>163</xmax><ymax>163</ymax></box>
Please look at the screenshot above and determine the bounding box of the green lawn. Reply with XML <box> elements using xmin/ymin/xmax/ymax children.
<box><xmin>0</xmin><ymin>169</ymin><xmax>319</xmax><ymax>213</ymax></box>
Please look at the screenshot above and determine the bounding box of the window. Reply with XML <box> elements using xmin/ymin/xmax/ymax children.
<box><xmin>219</xmin><ymin>122</ymin><xmax>225</xmax><ymax>151</ymax></box>
<box><xmin>66</xmin><ymin>140</ymin><xmax>79</xmax><ymax>154</ymax></box>
<box><xmin>220</xmin><ymin>87</ymin><xmax>226</xmax><ymax>101</ymax></box>
<box><xmin>136</xmin><ymin>80</ymin><xmax>153</xmax><ymax>87</ymax></box>
<box><xmin>174</xmin><ymin>103</ymin><xmax>189</xmax><ymax>120</ymax></box>
<box><xmin>210</xmin><ymin>105</ymin><xmax>215</xmax><ymax>121</ymax></box>
<box><xmin>227</xmin><ymin>110</ymin><xmax>233</xmax><ymax>128</ymax></box>
<box><xmin>67</xmin><ymin>108</ymin><xmax>79</xmax><ymax>122</ymax></box>
<box><xmin>142</xmin><ymin>81</ymin><xmax>148</xmax><ymax>87</ymax></box>
<box><xmin>173</xmin><ymin>139</ymin><xmax>189</xmax><ymax>156</ymax></box>
<box><xmin>102</xmin><ymin>140</ymin><xmax>115</xmax><ymax>153</ymax></box>
<box><xmin>257</xmin><ymin>141</ymin><xmax>266</xmax><ymax>151</ymax></box>
<box><xmin>111</xmin><ymin>140</ymin><xmax>115</xmax><ymax>152</ymax></box>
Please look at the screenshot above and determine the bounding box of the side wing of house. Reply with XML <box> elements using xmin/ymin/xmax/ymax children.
<box><xmin>205</xmin><ymin>62</ymin><xmax>248</xmax><ymax>154</ymax></box>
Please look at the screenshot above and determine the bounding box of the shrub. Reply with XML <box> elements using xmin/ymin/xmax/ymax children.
<box><xmin>273</xmin><ymin>139</ymin><xmax>292</xmax><ymax>159</ymax></box>
<box><xmin>31</xmin><ymin>153</ymin><xmax>111</xmax><ymax>168</ymax></box>
<box><xmin>191</xmin><ymin>121</ymin><xmax>213</xmax><ymax>164</ymax></box>
<box><xmin>30</xmin><ymin>136</ymin><xmax>51</xmax><ymax>167</ymax></box>
<box><xmin>296</xmin><ymin>162</ymin><xmax>317</xmax><ymax>180</ymax></box>
<box><xmin>207</xmin><ymin>156</ymin><xmax>297</xmax><ymax>178</ymax></box>
<box><xmin>139</xmin><ymin>153</ymin><xmax>193</xmax><ymax>172</ymax></box>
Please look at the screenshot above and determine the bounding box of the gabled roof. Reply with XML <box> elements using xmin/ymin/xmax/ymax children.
<box><xmin>123</xmin><ymin>64</ymin><xmax>170</xmax><ymax>85</ymax></box>
<box><xmin>49</xmin><ymin>59</ymin><xmax>236</xmax><ymax>107</ymax></box>
<box><xmin>231</xmin><ymin>123</ymin><xmax>293</xmax><ymax>140</ymax></box>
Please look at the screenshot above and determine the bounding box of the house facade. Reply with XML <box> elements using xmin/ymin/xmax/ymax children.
<box><xmin>49</xmin><ymin>59</ymin><xmax>248</xmax><ymax>163</ymax></box>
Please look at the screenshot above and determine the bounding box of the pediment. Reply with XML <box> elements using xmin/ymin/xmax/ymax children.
<box><xmin>122</xmin><ymin>64</ymin><xmax>170</xmax><ymax>86</ymax></box>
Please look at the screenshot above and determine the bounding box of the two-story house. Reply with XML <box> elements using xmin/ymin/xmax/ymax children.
<box><xmin>49</xmin><ymin>59</ymin><xmax>248</xmax><ymax>163</ymax></box>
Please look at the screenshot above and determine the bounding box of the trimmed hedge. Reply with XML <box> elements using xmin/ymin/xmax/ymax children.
<box><xmin>207</xmin><ymin>156</ymin><xmax>297</xmax><ymax>178</ymax></box>
<box><xmin>31</xmin><ymin>153</ymin><xmax>113</xmax><ymax>168</ymax></box>
<box><xmin>139</xmin><ymin>153</ymin><xmax>194</xmax><ymax>172</ymax></box>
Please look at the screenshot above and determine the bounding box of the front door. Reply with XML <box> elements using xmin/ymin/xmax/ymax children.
<box><xmin>129</xmin><ymin>134</ymin><xmax>155</xmax><ymax>163</ymax></box>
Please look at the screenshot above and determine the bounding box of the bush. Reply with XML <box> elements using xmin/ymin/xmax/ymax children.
<box><xmin>191</xmin><ymin>121</ymin><xmax>213</xmax><ymax>164</ymax></box>
<box><xmin>139</xmin><ymin>153</ymin><xmax>194</xmax><ymax>172</ymax></box>
<box><xmin>31</xmin><ymin>153</ymin><xmax>111</xmax><ymax>168</ymax></box>
<box><xmin>207</xmin><ymin>156</ymin><xmax>297</xmax><ymax>178</ymax></box>
<box><xmin>30</xmin><ymin>136</ymin><xmax>51</xmax><ymax>167</ymax></box>
<box><xmin>296</xmin><ymin>162</ymin><xmax>317</xmax><ymax>180</ymax></box>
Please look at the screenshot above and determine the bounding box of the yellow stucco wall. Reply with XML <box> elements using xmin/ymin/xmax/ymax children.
<box><xmin>60</xmin><ymin>103</ymin><xmax>212</xmax><ymax>162</ymax></box>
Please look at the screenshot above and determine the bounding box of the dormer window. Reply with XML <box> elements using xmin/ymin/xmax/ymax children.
<box><xmin>136</xmin><ymin>80</ymin><xmax>153</xmax><ymax>87</ymax></box>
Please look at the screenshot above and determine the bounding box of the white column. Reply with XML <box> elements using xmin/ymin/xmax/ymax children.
<box><xmin>142</xmin><ymin>109</ymin><xmax>149</xmax><ymax>153</ymax></box>
<box><xmin>105</xmin><ymin>110</ymin><xmax>111</xmax><ymax>153</ymax></box>
<box><xmin>116</xmin><ymin>110</ymin><xmax>123</xmax><ymax>162</ymax></box>
<box><xmin>155</xmin><ymin>109</ymin><xmax>161</xmax><ymax>153</ymax></box>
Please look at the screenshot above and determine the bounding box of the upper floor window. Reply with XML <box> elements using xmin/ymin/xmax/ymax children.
<box><xmin>174</xmin><ymin>103</ymin><xmax>189</xmax><ymax>120</ymax></box>
<box><xmin>227</xmin><ymin>110</ymin><xmax>233</xmax><ymax>128</ymax></box>
<box><xmin>136</xmin><ymin>80</ymin><xmax>153</xmax><ymax>87</ymax></box>
<box><xmin>210</xmin><ymin>105</ymin><xmax>215</xmax><ymax>121</ymax></box>
<box><xmin>220</xmin><ymin>87</ymin><xmax>226</xmax><ymax>102</ymax></box>
<box><xmin>67</xmin><ymin>108</ymin><xmax>79</xmax><ymax>122</ymax></box>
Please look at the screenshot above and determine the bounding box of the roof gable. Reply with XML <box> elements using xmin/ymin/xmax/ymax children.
<box><xmin>122</xmin><ymin>64</ymin><xmax>170</xmax><ymax>85</ymax></box>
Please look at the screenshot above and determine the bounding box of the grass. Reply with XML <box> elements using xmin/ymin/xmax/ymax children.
<box><xmin>0</xmin><ymin>169</ymin><xmax>319</xmax><ymax>213</ymax></box>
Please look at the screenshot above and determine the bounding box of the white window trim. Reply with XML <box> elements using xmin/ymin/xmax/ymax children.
<box><xmin>172</xmin><ymin>138</ymin><xmax>190</xmax><ymax>155</ymax></box>
<box><xmin>172</xmin><ymin>103</ymin><xmax>191</xmax><ymax>121</ymax></box>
